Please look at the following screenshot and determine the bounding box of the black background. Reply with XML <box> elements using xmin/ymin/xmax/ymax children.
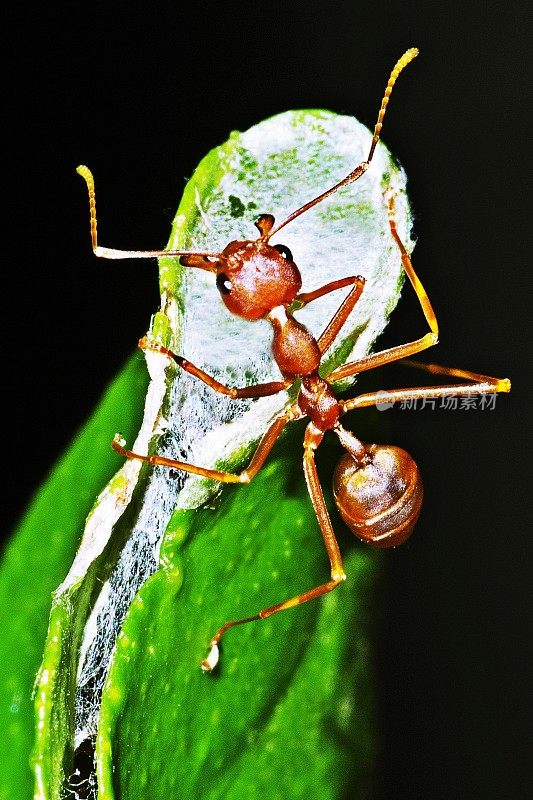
<box><xmin>4</xmin><ymin>2</ymin><xmax>531</xmax><ymax>798</ymax></box>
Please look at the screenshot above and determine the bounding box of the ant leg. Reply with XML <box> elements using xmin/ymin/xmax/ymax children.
<box><xmin>397</xmin><ymin>358</ymin><xmax>509</xmax><ymax>385</ymax></box>
<box><xmin>113</xmin><ymin>409</ymin><xmax>293</xmax><ymax>483</ymax></box>
<box><xmin>325</xmin><ymin>196</ymin><xmax>438</xmax><ymax>383</ymax></box>
<box><xmin>340</xmin><ymin>357</ymin><xmax>511</xmax><ymax>410</ymax></box>
<box><xmin>138</xmin><ymin>337</ymin><xmax>292</xmax><ymax>398</ymax></box>
<box><xmin>340</xmin><ymin>374</ymin><xmax>511</xmax><ymax>414</ymax></box>
<box><xmin>76</xmin><ymin>166</ymin><xmax>220</xmax><ymax>264</ymax></box>
<box><xmin>201</xmin><ymin>424</ymin><xmax>346</xmax><ymax>672</ymax></box>
<box><xmin>291</xmin><ymin>275</ymin><xmax>366</xmax><ymax>354</ymax></box>
<box><xmin>295</xmin><ymin>275</ymin><xmax>363</xmax><ymax>307</ymax></box>
<box><xmin>311</xmin><ymin>278</ymin><xmax>366</xmax><ymax>355</ymax></box>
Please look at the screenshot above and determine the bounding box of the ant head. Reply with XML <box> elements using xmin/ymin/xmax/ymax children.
<box><xmin>181</xmin><ymin>214</ymin><xmax>302</xmax><ymax>321</ymax></box>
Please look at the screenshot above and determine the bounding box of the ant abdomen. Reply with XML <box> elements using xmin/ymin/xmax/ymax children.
<box><xmin>333</xmin><ymin>445</ymin><xmax>423</xmax><ymax>548</ymax></box>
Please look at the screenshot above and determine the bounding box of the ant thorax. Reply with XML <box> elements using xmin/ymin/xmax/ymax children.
<box><xmin>298</xmin><ymin>375</ymin><xmax>341</xmax><ymax>432</ymax></box>
<box><xmin>267</xmin><ymin>305</ymin><xmax>322</xmax><ymax>378</ymax></box>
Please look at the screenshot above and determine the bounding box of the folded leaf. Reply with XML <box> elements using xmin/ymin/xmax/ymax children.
<box><xmin>4</xmin><ymin>109</ymin><xmax>413</xmax><ymax>799</ymax></box>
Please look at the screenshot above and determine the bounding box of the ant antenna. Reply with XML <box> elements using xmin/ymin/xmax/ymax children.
<box><xmin>266</xmin><ymin>47</ymin><xmax>419</xmax><ymax>239</ymax></box>
<box><xmin>76</xmin><ymin>165</ymin><xmax>222</xmax><ymax>268</ymax></box>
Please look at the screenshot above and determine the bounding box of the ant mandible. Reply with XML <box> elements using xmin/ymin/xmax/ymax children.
<box><xmin>77</xmin><ymin>48</ymin><xmax>510</xmax><ymax>672</ymax></box>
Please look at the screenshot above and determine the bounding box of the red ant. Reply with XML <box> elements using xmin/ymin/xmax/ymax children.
<box><xmin>77</xmin><ymin>48</ymin><xmax>510</xmax><ymax>671</ymax></box>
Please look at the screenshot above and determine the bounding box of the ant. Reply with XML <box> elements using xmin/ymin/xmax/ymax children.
<box><xmin>77</xmin><ymin>48</ymin><xmax>510</xmax><ymax>672</ymax></box>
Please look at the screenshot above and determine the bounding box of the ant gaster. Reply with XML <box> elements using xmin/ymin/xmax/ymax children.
<box><xmin>77</xmin><ymin>48</ymin><xmax>510</xmax><ymax>671</ymax></box>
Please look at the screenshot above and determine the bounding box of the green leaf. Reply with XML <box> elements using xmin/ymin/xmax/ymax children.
<box><xmin>0</xmin><ymin>356</ymin><xmax>148</xmax><ymax>800</ymax></box>
<box><xmin>97</xmin><ymin>425</ymin><xmax>377</xmax><ymax>800</ymax></box>
<box><xmin>3</xmin><ymin>109</ymin><xmax>413</xmax><ymax>799</ymax></box>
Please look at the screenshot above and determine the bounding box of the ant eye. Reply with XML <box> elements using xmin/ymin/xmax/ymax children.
<box><xmin>274</xmin><ymin>244</ymin><xmax>293</xmax><ymax>261</ymax></box>
<box><xmin>216</xmin><ymin>272</ymin><xmax>233</xmax><ymax>295</ymax></box>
